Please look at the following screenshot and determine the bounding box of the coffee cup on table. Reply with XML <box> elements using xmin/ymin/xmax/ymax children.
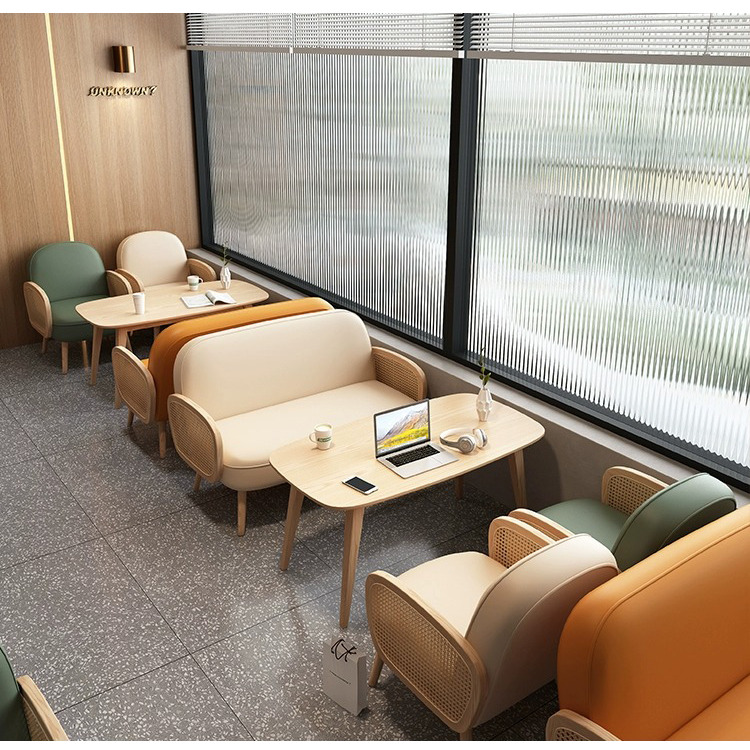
<box><xmin>132</xmin><ymin>292</ymin><xmax>145</xmax><ymax>314</ymax></box>
<box><xmin>187</xmin><ymin>275</ymin><xmax>201</xmax><ymax>291</ymax></box>
<box><xmin>309</xmin><ymin>424</ymin><xmax>333</xmax><ymax>450</ymax></box>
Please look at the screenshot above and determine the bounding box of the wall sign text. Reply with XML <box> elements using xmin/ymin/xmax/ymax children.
<box><xmin>88</xmin><ymin>85</ymin><xmax>158</xmax><ymax>97</ymax></box>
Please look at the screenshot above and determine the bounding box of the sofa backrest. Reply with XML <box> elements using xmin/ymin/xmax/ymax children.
<box><xmin>466</xmin><ymin>535</ymin><xmax>617</xmax><ymax>725</ymax></box>
<box><xmin>148</xmin><ymin>297</ymin><xmax>333</xmax><ymax>422</ymax></box>
<box><xmin>611</xmin><ymin>473</ymin><xmax>735</xmax><ymax>569</ymax></box>
<box><xmin>174</xmin><ymin>309</ymin><xmax>376</xmax><ymax>421</ymax></box>
<box><xmin>557</xmin><ymin>504</ymin><xmax>750</xmax><ymax>740</ymax></box>
<box><xmin>116</xmin><ymin>231</ymin><xmax>189</xmax><ymax>287</ymax></box>
<box><xmin>29</xmin><ymin>242</ymin><xmax>107</xmax><ymax>302</ymax></box>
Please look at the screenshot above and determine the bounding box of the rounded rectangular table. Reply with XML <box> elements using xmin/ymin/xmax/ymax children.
<box><xmin>270</xmin><ymin>392</ymin><xmax>545</xmax><ymax>627</ymax></box>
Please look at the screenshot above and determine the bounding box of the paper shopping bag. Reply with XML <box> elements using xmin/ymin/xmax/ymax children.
<box><xmin>322</xmin><ymin>636</ymin><xmax>368</xmax><ymax>715</ymax></box>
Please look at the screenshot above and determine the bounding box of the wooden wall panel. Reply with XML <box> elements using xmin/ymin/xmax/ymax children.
<box><xmin>0</xmin><ymin>15</ymin><xmax>70</xmax><ymax>348</ymax></box>
<box><xmin>50</xmin><ymin>13</ymin><xmax>200</xmax><ymax>269</ymax></box>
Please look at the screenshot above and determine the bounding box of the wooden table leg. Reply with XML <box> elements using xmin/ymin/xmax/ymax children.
<box><xmin>340</xmin><ymin>506</ymin><xmax>364</xmax><ymax>629</ymax></box>
<box><xmin>90</xmin><ymin>326</ymin><xmax>102</xmax><ymax>385</ymax></box>
<box><xmin>454</xmin><ymin>476</ymin><xmax>464</xmax><ymax>501</ymax></box>
<box><xmin>113</xmin><ymin>329</ymin><xmax>128</xmax><ymax>408</ymax></box>
<box><xmin>280</xmin><ymin>486</ymin><xmax>304</xmax><ymax>571</ymax></box>
<box><xmin>508</xmin><ymin>450</ymin><xmax>527</xmax><ymax>508</ymax></box>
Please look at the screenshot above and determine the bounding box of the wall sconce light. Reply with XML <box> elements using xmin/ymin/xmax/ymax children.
<box><xmin>112</xmin><ymin>45</ymin><xmax>136</xmax><ymax>73</ymax></box>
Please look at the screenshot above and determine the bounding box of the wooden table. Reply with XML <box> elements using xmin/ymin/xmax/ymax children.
<box><xmin>270</xmin><ymin>392</ymin><xmax>545</xmax><ymax>627</ymax></box>
<box><xmin>76</xmin><ymin>280</ymin><xmax>269</xmax><ymax>386</ymax></box>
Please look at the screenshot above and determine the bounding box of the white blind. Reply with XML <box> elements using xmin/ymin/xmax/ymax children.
<box><xmin>470</xmin><ymin>14</ymin><xmax>750</xmax><ymax>57</ymax></box>
<box><xmin>186</xmin><ymin>13</ymin><xmax>463</xmax><ymax>54</ymax></box>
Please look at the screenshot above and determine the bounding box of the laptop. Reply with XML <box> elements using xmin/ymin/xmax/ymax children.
<box><xmin>374</xmin><ymin>399</ymin><xmax>457</xmax><ymax>478</ymax></box>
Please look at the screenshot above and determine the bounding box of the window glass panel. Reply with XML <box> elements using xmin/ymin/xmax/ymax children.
<box><xmin>470</xmin><ymin>60</ymin><xmax>750</xmax><ymax>473</ymax></box>
<box><xmin>204</xmin><ymin>52</ymin><xmax>451</xmax><ymax>345</ymax></box>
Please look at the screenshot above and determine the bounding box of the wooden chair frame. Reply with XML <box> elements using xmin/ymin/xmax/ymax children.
<box><xmin>17</xmin><ymin>675</ymin><xmax>68</xmax><ymax>741</ymax></box>
<box><xmin>601</xmin><ymin>466</ymin><xmax>668</xmax><ymax>516</ymax></box>
<box><xmin>546</xmin><ymin>709</ymin><xmax>620</xmax><ymax>741</ymax></box>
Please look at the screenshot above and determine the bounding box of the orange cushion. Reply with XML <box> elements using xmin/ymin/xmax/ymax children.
<box><xmin>146</xmin><ymin>297</ymin><xmax>333</xmax><ymax>422</ymax></box>
<box><xmin>557</xmin><ymin>504</ymin><xmax>750</xmax><ymax>740</ymax></box>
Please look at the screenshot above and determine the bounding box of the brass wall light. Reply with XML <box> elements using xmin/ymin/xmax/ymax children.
<box><xmin>112</xmin><ymin>45</ymin><xmax>135</xmax><ymax>73</ymax></box>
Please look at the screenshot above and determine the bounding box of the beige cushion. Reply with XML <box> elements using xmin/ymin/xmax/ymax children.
<box><xmin>174</xmin><ymin>309</ymin><xmax>377</xmax><ymax>421</ymax></box>
<box><xmin>218</xmin><ymin>380</ymin><xmax>412</xmax><ymax>490</ymax></box>
<box><xmin>117</xmin><ymin>230</ymin><xmax>189</xmax><ymax>287</ymax></box>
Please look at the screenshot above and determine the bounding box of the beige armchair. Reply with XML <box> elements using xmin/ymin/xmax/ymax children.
<box><xmin>116</xmin><ymin>230</ymin><xmax>216</xmax><ymax>292</ymax></box>
<box><xmin>365</xmin><ymin>513</ymin><xmax>618</xmax><ymax>740</ymax></box>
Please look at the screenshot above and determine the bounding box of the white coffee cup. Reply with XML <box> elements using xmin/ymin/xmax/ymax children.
<box><xmin>132</xmin><ymin>292</ymin><xmax>145</xmax><ymax>314</ymax></box>
<box><xmin>309</xmin><ymin>423</ymin><xmax>333</xmax><ymax>450</ymax></box>
<box><xmin>187</xmin><ymin>274</ymin><xmax>201</xmax><ymax>291</ymax></box>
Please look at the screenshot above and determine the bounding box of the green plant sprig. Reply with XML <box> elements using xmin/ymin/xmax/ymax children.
<box><xmin>479</xmin><ymin>347</ymin><xmax>491</xmax><ymax>387</ymax></box>
<box><xmin>220</xmin><ymin>245</ymin><xmax>229</xmax><ymax>267</ymax></box>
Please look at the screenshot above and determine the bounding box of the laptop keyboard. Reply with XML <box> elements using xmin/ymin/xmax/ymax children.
<box><xmin>386</xmin><ymin>444</ymin><xmax>439</xmax><ymax>467</ymax></box>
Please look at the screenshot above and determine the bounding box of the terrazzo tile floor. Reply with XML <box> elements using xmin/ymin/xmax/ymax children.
<box><xmin>0</xmin><ymin>335</ymin><xmax>557</xmax><ymax>741</ymax></box>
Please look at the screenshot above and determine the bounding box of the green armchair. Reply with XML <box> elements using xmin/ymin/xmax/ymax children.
<box><xmin>0</xmin><ymin>644</ymin><xmax>67</xmax><ymax>740</ymax></box>
<box><xmin>538</xmin><ymin>468</ymin><xmax>736</xmax><ymax>570</ymax></box>
<box><xmin>23</xmin><ymin>242</ymin><xmax>130</xmax><ymax>373</ymax></box>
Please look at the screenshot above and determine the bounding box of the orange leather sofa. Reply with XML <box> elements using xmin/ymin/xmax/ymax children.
<box><xmin>547</xmin><ymin>504</ymin><xmax>750</xmax><ymax>741</ymax></box>
<box><xmin>112</xmin><ymin>297</ymin><xmax>333</xmax><ymax>456</ymax></box>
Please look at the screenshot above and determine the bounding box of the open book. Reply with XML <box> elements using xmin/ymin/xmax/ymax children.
<box><xmin>181</xmin><ymin>290</ymin><xmax>236</xmax><ymax>309</ymax></box>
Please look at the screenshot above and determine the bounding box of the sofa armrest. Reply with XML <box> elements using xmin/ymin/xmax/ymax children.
<box><xmin>371</xmin><ymin>346</ymin><xmax>427</xmax><ymax>401</ymax></box>
<box><xmin>116</xmin><ymin>268</ymin><xmax>144</xmax><ymax>293</ymax></box>
<box><xmin>546</xmin><ymin>709</ymin><xmax>620</xmax><ymax>741</ymax></box>
<box><xmin>488</xmin><ymin>516</ymin><xmax>553</xmax><ymax>567</ymax></box>
<box><xmin>167</xmin><ymin>394</ymin><xmax>223</xmax><ymax>482</ymax></box>
<box><xmin>106</xmin><ymin>270</ymin><xmax>132</xmax><ymax>297</ymax></box>
<box><xmin>601</xmin><ymin>466</ymin><xmax>668</xmax><ymax>516</ymax></box>
<box><xmin>187</xmin><ymin>258</ymin><xmax>217</xmax><ymax>282</ymax></box>
<box><xmin>366</xmin><ymin>571</ymin><xmax>487</xmax><ymax>735</ymax></box>
<box><xmin>112</xmin><ymin>346</ymin><xmax>155</xmax><ymax>424</ymax></box>
<box><xmin>23</xmin><ymin>282</ymin><xmax>53</xmax><ymax>339</ymax></box>
<box><xmin>508</xmin><ymin>508</ymin><xmax>573</xmax><ymax>541</ymax></box>
<box><xmin>17</xmin><ymin>675</ymin><xmax>68</xmax><ymax>741</ymax></box>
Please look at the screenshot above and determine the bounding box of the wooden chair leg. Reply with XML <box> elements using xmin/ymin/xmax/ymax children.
<box><xmin>157</xmin><ymin>421</ymin><xmax>167</xmax><ymax>458</ymax></box>
<box><xmin>454</xmin><ymin>476</ymin><xmax>464</xmax><ymax>501</ymax></box>
<box><xmin>369</xmin><ymin>654</ymin><xmax>384</xmax><ymax>687</ymax></box>
<box><xmin>193</xmin><ymin>473</ymin><xmax>202</xmax><ymax>492</ymax></box>
<box><xmin>153</xmin><ymin>326</ymin><xmax>161</xmax><ymax>339</ymax></box>
<box><xmin>237</xmin><ymin>490</ymin><xmax>247</xmax><ymax>536</ymax></box>
<box><xmin>127</xmin><ymin>410</ymin><xmax>134</xmax><ymax>428</ymax></box>
<box><xmin>81</xmin><ymin>340</ymin><xmax>89</xmax><ymax>369</ymax></box>
<box><xmin>61</xmin><ymin>342</ymin><xmax>69</xmax><ymax>374</ymax></box>
<box><xmin>459</xmin><ymin>729</ymin><xmax>473</xmax><ymax>741</ymax></box>
<box><xmin>41</xmin><ymin>337</ymin><xmax>49</xmax><ymax>354</ymax></box>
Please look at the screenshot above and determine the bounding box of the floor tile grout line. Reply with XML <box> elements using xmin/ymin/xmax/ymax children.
<box><xmin>0</xmin><ymin>394</ymin><xmax>44</xmax><ymax>460</ymax></box>
<box><xmin>188</xmin><ymin>654</ymin><xmax>256</xmax><ymax>740</ymax></box>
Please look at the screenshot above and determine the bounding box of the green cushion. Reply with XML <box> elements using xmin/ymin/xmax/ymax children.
<box><xmin>0</xmin><ymin>646</ymin><xmax>29</xmax><ymax>741</ymax></box>
<box><xmin>29</xmin><ymin>242</ymin><xmax>107</xmax><ymax>302</ymax></box>
<box><xmin>50</xmin><ymin>296</ymin><xmax>106</xmax><ymax>327</ymax></box>
<box><xmin>540</xmin><ymin>497</ymin><xmax>627</xmax><ymax>551</ymax></box>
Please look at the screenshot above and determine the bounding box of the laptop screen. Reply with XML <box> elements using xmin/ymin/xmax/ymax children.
<box><xmin>374</xmin><ymin>400</ymin><xmax>430</xmax><ymax>457</ymax></box>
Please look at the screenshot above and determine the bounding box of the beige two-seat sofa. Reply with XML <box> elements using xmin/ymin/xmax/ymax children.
<box><xmin>168</xmin><ymin>309</ymin><xmax>427</xmax><ymax>534</ymax></box>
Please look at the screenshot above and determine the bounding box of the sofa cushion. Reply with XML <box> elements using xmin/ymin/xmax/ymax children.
<box><xmin>539</xmin><ymin>497</ymin><xmax>626</xmax><ymax>551</ymax></box>
<box><xmin>217</xmin><ymin>379</ymin><xmax>412</xmax><ymax>490</ymax></box>
<box><xmin>175</xmin><ymin>309</ymin><xmax>377</xmax><ymax>421</ymax></box>
<box><xmin>51</xmin><ymin>296</ymin><xmax>106</xmax><ymax>327</ymax></box>
<box><xmin>117</xmin><ymin>231</ymin><xmax>189</xmax><ymax>287</ymax></box>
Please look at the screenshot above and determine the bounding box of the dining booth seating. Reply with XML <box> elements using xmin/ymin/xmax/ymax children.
<box><xmin>547</xmin><ymin>503</ymin><xmax>750</xmax><ymax>741</ymax></box>
<box><xmin>168</xmin><ymin>309</ymin><xmax>426</xmax><ymax>535</ymax></box>
<box><xmin>112</xmin><ymin>297</ymin><xmax>333</xmax><ymax>458</ymax></box>
<box><xmin>366</xmin><ymin>513</ymin><xmax>618</xmax><ymax>740</ymax></box>
<box><xmin>538</xmin><ymin>468</ymin><xmax>735</xmax><ymax>569</ymax></box>
<box><xmin>23</xmin><ymin>241</ymin><xmax>128</xmax><ymax>373</ymax></box>
<box><xmin>0</xmin><ymin>644</ymin><xmax>67</xmax><ymax>741</ymax></box>
<box><xmin>116</xmin><ymin>230</ymin><xmax>216</xmax><ymax>291</ymax></box>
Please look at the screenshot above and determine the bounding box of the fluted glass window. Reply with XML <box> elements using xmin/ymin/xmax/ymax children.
<box><xmin>469</xmin><ymin>60</ymin><xmax>750</xmax><ymax>473</ymax></box>
<box><xmin>204</xmin><ymin>52</ymin><xmax>451</xmax><ymax>345</ymax></box>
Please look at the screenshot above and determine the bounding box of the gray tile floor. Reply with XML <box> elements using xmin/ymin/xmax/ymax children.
<box><xmin>0</xmin><ymin>335</ymin><xmax>557</xmax><ymax>741</ymax></box>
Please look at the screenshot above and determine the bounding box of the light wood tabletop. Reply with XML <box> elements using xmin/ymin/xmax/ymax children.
<box><xmin>76</xmin><ymin>280</ymin><xmax>269</xmax><ymax>386</ymax></box>
<box><xmin>270</xmin><ymin>392</ymin><xmax>545</xmax><ymax>627</ymax></box>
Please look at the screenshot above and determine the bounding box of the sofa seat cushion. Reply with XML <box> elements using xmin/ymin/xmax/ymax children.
<box><xmin>398</xmin><ymin>552</ymin><xmax>506</xmax><ymax>636</ymax></box>
<box><xmin>51</xmin><ymin>295</ymin><xmax>106</xmax><ymax>327</ymax></box>
<box><xmin>539</xmin><ymin>498</ymin><xmax>626</xmax><ymax>552</ymax></box>
<box><xmin>217</xmin><ymin>380</ymin><xmax>413</xmax><ymax>490</ymax></box>
<box><xmin>668</xmin><ymin>674</ymin><xmax>750</xmax><ymax>741</ymax></box>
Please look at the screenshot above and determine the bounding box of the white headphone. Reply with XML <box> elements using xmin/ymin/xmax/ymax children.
<box><xmin>439</xmin><ymin>426</ymin><xmax>488</xmax><ymax>454</ymax></box>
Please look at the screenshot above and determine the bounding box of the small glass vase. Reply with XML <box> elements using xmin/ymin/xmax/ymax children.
<box><xmin>220</xmin><ymin>264</ymin><xmax>231</xmax><ymax>289</ymax></box>
<box><xmin>476</xmin><ymin>385</ymin><xmax>492</xmax><ymax>422</ymax></box>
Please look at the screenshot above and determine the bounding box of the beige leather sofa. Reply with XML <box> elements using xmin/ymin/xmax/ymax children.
<box><xmin>168</xmin><ymin>309</ymin><xmax>426</xmax><ymax>534</ymax></box>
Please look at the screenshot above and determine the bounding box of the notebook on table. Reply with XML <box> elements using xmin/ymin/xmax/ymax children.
<box><xmin>181</xmin><ymin>290</ymin><xmax>236</xmax><ymax>308</ymax></box>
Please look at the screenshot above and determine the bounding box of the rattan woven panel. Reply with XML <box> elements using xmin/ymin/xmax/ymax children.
<box><xmin>22</xmin><ymin>696</ymin><xmax>48</xmax><ymax>741</ymax></box>
<box><xmin>606</xmin><ymin>474</ymin><xmax>657</xmax><ymax>516</ymax></box>
<box><xmin>113</xmin><ymin>353</ymin><xmax>151</xmax><ymax>422</ymax></box>
<box><xmin>370</xmin><ymin>582</ymin><xmax>472</xmax><ymax>727</ymax></box>
<box><xmin>491</xmin><ymin>526</ymin><xmax>546</xmax><ymax>568</ymax></box>
<box><xmin>169</xmin><ymin>400</ymin><xmax>219</xmax><ymax>479</ymax></box>
<box><xmin>553</xmin><ymin>726</ymin><xmax>588</xmax><ymax>741</ymax></box>
<box><xmin>372</xmin><ymin>349</ymin><xmax>424</xmax><ymax>401</ymax></box>
<box><xmin>23</xmin><ymin>285</ymin><xmax>51</xmax><ymax>337</ymax></box>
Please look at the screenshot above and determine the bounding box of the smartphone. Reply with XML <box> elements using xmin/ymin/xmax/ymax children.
<box><xmin>342</xmin><ymin>476</ymin><xmax>377</xmax><ymax>495</ymax></box>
